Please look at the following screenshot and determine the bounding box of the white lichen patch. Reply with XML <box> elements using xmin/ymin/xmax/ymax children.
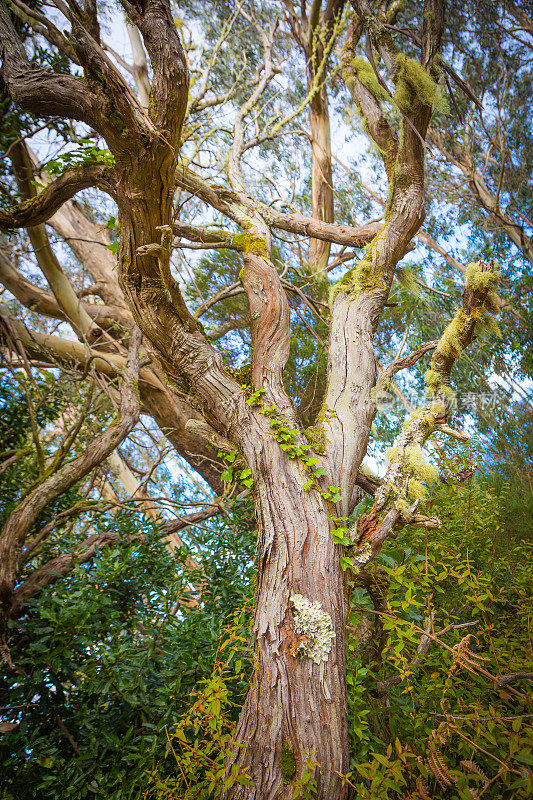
<box><xmin>290</xmin><ymin>594</ymin><xmax>335</xmax><ymax>664</ymax></box>
<box><xmin>350</xmin><ymin>541</ymin><xmax>373</xmax><ymax>576</ymax></box>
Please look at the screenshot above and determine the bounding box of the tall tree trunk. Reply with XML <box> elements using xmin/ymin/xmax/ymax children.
<box><xmin>308</xmin><ymin>85</ymin><xmax>334</xmax><ymax>278</ymax></box>
<box><xmin>224</xmin><ymin>421</ymin><xmax>349</xmax><ymax>800</ymax></box>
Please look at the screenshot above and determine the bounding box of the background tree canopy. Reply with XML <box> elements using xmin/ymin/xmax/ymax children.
<box><xmin>0</xmin><ymin>0</ymin><xmax>531</xmax><ymax>798</ymax></box>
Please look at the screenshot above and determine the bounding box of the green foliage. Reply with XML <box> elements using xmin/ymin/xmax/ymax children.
<box><xmin>43</xmin><ymin>142</ymin><xmax>115</xmax><ymax>176</ymax></box>
<box><xmin>144</xmin><ymin>602</ymin><xmax>254</xmax><ymax>799</ymax></box>
<box><xmin>344</xmin><ymin>443</ymin><xmax>533</xmax><ymax>799</ymax></box>
<box><xmin>0</xmin><ymin>372</ymin><xmax>86</xmax><ymax>533</ymax></box>
<box><xmin>0</xmin><ymin>500</ymin><xmax>257</xmax><ymax>800</ymax></box>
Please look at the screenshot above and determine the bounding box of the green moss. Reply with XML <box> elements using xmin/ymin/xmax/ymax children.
<box><xmin>352</xmin><ymin>57</ymin><xmax>390</xmax><ymax>102</ymax></box>
<box><xmin>233</xmin><ymin>230</ymin><xmax>268</xmax><ymax>255</ymax></box>
<box><xmin>394</xmin><ymin>54</ymin><xmax>449</xmax><ymax>114</ymax></box>
<box><xmin>228</xmin><ymin>363</ymin><xmax>253</xmax><ymax>388</ymax></box>
<box><xmin>109</xmin><ymin>111</ymin><xmax>127</xmax><ymax>135</ymax></box>
<box><xmin>280</xmin><ymin>742</ymin><xmax>296</xmax><ymax>784</ymax></box>
<box><xmin>303</xmin><ymin>426</ymin><xmax>326</xmax><ymax>454</ymax></box>
<box><xmin>465</xmin><ymin>261</ymin><xmax>501</xmax><ymax>290</ymax></box>
<box><xmin>330</xmin><ymin>254</ymin><xmax>375</xmax><ymax>302</ymax></box>
<box><xmin>393</xmin><ymin>78</ymin><xmax>413</xmax><ymax>114</ymax></box>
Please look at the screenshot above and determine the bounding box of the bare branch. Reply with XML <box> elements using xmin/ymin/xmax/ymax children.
<box><xmin>118</xmin><ymin>0</ymin><xmax>189</xmax><ymax>136</ymax></box>
<box><xmin>0</xmin><ymin>163</ymin><xmax>115</xmax><ymax>230</ymax></box>
<box><xmin>380</xmin><ymin>340</ymin><xmax>439</xmax><ymax>384</ymax></box>
<box><xmin>0</xmin><ymin>4</ymin><xmax>100</xmax><ymax>123</ymax></box>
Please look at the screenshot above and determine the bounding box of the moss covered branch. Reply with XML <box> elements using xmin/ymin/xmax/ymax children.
<box><xmin>353</xmin><ymin>259</ymin><xmax>501</xmax><ymax>552</ymax></box>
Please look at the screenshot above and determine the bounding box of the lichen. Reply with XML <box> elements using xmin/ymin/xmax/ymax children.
<box><xmin>407</xmin><ymin>477</ymin><xmax>430</xmax><ymax>502</ymax></box>
<box><xmin>465</xmin><ymin>260</ymin><xmax>501</xmax><ymax>290</ymax></box>
<box><xmin>475</xmin><ymin>313</ymin><xmax>502</xmax><ymax>340</ymax></box>
<box><xmin>396</xmin><ymin>496</ymin><xmax>412</xmax><ymax>520</ymax></box>
<box><xmin>233</xmin><ymin>229</ymin><xmax>268</xmax><ymax>255</ymax></box>
<box><xmin>403</xmin><ymin>444</ymin><xmax>439</xmax><ymax>484</ymax></box>
<box><xmin>424</xmin><ymin>368</ymin><xmax>455</xmax><ymax>399</ymax></box>
<box><xmin>433</xmin><ymin>309</ymin><xmax>466</xmax><ymax>358</ymax></box>
<box><xmin>290</xmin><ymin>594</ymin><xmax>335</xmax><ymax>664</ymax></box>
<box><xmin>351</xmin><ymin>541</ymin><xmax>372</xmax><ymax>575</ymax></box>
<box><xmin>386</xmin><ymin>446</ymin><xmax>398</xmax><ymax>464</ymax></box>
<box><xmin>352</xmin><ymin>57</ymin><xmax>390</xmax><ymax>102</ymax></box>
<box><xmin>396</xmin><ymin>267</ymin><xmax>421</xmax><ymax>298</ymax></box>
<box><xmin>428</xmin><ymin>399</ymin><xmax>447</xmax><ymax>419</ymax></box>
<box><xmin>394</xmin><ymin>53</ymin><xmax>449</xmax><ymax>114</ymax></box>
<box><xmin>280</xmin><ymin>742</ymin><xmax>296</xmax><ymax>784</ymax></box>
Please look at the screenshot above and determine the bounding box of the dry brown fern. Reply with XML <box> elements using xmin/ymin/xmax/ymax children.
<box><xmin>426</xmin><ymin>722</ymin><xmax>457</xmax><ymax>790</ymax></box>
<box><xmin>452</xmin><ymin>634</ymin><xmax>488</xmax><ymax>673</ymax></box>
<box><xmin>427</xmin><ymin>744</ymin><xmax>453</xmax><ymax>789</ymax></box>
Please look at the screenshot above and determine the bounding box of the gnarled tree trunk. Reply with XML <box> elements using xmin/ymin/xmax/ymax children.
<box><xmin>224</xmin><ymin>420</ymin><xmax>349</xmax><ymax>800</ymax></box>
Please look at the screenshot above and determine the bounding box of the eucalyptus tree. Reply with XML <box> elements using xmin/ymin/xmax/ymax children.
<box><xmin>0</xmin><ymin>0</ymin><xmax>520</xmax><ymax>797</ymax></box>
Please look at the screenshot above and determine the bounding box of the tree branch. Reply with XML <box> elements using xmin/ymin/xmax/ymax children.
<box><xmin>0</xmin><ymin>4</ymin><xmax>100</xmax><ymax>124</ymax></box>
<box><xmin>10</xmin><ymin>530</ymin><xmax>145</xmax><ymax>617</ymax></box>
<box><xmin>355</xmin><ymin>260</ymin><xmax>501</xmax><ymax>555</ymax></box>
<box><xmin>0</xmin><ymin>163</ymin><xmax>115</xmax><ymax>230</ymax></box>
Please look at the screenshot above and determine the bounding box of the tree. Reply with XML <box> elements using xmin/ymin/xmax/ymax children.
<box><xmin>0</xmin><ymin>1</ymin><xmax>530</xmax><ymax>797</ymax></box>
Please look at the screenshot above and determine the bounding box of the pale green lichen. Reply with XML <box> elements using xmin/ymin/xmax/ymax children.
<box><xmin>352</xmin><ymin>57</ymin><xmax>390</xmax><ymax>102</ymax></box>
<box><xmin>424</xmin><ymin>369</ymin><xmax>456</xmax><ymax>399</ymax></box>
<box><xmin>394</xmin><ymin>53</ymin><xmax>449</xmax><ymax>114</ymax></box>
<box><xmin>403</xmin><ymin>445</ymin><xmax>439</xmax><ymax>484</ymax></box>
<box><xmin>291</xmin><ymin>594</ymin><xmax>335</xmax><ymax>664</ymax></box>
<box><xmin>484</xmin><ymin>291</ymin><xmax>501</xmax><ymax>314</ymax></box>
<box><xmin>386</xmin><ymin>446</ymin><xmax>398</xmax><ymax>464</ymax></box>
<box><xmin>428</xmin><ymin>399</ymin><xmax>447</xmax><ymax>419</ymax></box>
<box><xmin>396</xmin><ymin>496</ymin><xmax>412</xmax><ymax>521</ymax></box>
<box><xmin>434</xmin><ymin>309</ymin><xmax>466</xmax><ymax>358</ymax></box>
<box><xmin>351</xmin><ymin>541</ymin><xmax>372</xmax><ymax>575</ymax></box>
<box><xmin>465</xmin><ymin>260</ymin><xmax>501</xmax><ymax>290</ymax></box>
<box><xmin>475</xmin><ymin>314</ymin><xmax>502</xmax><ymax>340</ymax></box>
<box><xmin>407</xmin><ymin>477</ymin><xmax>430</xmax><ymax>502</ymax></box>
<box><xmin>396</xmin><ymin>267</ymin><xmax>421</xmax><ymax>298</ymax></box>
